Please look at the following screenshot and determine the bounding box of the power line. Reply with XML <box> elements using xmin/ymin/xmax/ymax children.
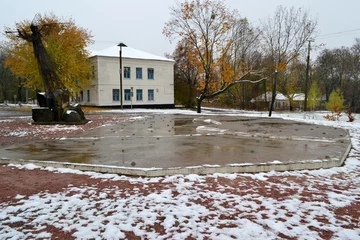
<box><xmin>93</xmin><ymin>40</ymin><xmax>119</xmax><ymax>44</ymax></box>
<box><xmin>93</xmin><ymin>28</ymin><xmax>360</xmax><ymax>43</ymax></box>
<box><xmin>316</xmin><ymin>31</ymin><xmax>360</xmax><ymax>40</ymax></box>
<box><xmin>316</xmin><ymin>28</ymin><xmax>360</xmax><ymax>39</ymax></box>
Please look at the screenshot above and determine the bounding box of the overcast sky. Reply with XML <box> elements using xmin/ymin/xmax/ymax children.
<box><xmin>1</xmin><ymin>0</ymin><xmax>360</xmax><ymax>59</ymax></box>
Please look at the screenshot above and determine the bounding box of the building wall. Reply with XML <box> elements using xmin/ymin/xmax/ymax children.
<box><xmin>80</xmin><ymin>56</ymin><xmax>174</xmax><ymax>107</ymax></box>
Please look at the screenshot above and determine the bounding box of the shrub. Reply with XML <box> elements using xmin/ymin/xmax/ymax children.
<box><xmin>324</xmin><ymin>89</ymin><xmax>344</xmax><ymax>121</ymax></box>
<box><xmin>347</xmin><ymin>108</ymin><xmax>355</xmax><ymax>122</ymax></box>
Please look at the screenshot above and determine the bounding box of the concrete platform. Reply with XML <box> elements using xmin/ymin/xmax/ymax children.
<box><xmin>0</xmin><ymin>114</ymin><xmax>352</xmax><ymax>176</ymax></box>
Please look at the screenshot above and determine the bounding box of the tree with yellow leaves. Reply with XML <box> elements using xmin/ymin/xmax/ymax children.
<box><xmin>308</xmin><ymin>80</ymin><xmax>321</xmax><ymax>111</ymax></box>
<box><xmin>169</xmin><ymin>38</ymin><xmax>201</xmax><ymax>107</ymax></box>
<box><xmin>5</xmin><ymin>13</ymin><xmax>93</xmax><ymax>97</ymax></box>
<box><xmin>164</xmin><ymin>0</ymin><xmax>264</xmax><ymax>113</ymax></box>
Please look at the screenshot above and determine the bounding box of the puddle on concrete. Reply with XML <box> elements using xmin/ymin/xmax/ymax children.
<box><xmin>1</xmin><ymin>114</ymin><xmax>351</xmax><ymax>169</ymax></box>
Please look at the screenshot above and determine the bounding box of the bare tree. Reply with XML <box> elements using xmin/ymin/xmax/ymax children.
<box><xmin>229</xmin><ymin>18</ymin><xmax>262</xmax><ymax>73</ymax></box>
<box><xmin>350</xmin><ymin>38</ymin><xmax>360</xmax><ymax>110</ymax></box>
<box><xmin>316</xmin><ymin>46</ymin><xmax>359</xmax><ymax>110</ymax></box>
<box><xmin>261</xmin><ymin>5</ymin><xmax>317</xmax><ymax>116</ymax></box>
<box><xmin>225</xmin><ymin>18</ymin><xmax>262</xmax><ymax>109</ymax></box>
<box><xmin>164</xmin><ymin>0</ymin><xmax>265</xmax><ymax>113</ymax></box>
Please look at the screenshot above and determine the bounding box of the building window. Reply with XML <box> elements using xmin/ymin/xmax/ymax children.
<box><xmin>112</xmin><ymin>89</ymin><xmax>120</xmax><ymax>101</ymax></box>
<box><xmin>136</xmin><ymin>68</ymin><xmax>142</xmax><ymax>79</ymax></box>
<box><xmin>148</xmin><ymin>89</ymin><xmax>154</xmax><ymax>101</ymax></box>
<box><xmin>87</xmin><ymin>90</ymin><xmax>90</xmax><ymax>102</ymax></box>
<box><xmin>124</xmin><ymin>67</ymin><xmax>131</xmax><ymax>79</ymax></box>
<box><xmin>124</xmin><ymin>89</ymin><xmax>131</xmax><ymax>101</ymax></box>
<box><xmin>148</xmin><ymin>68</ymin><xmax>154</xmax><ymax>80</ymax></box>
<box><xmin>80</xmin><ymin>91</ymin><xmax>84</xmax><ymax>102</ymax></box>
<box><xmin>92</xmin><ymin>65</ymin><xmax>96</xmax><ymax>79</ymax></box>
<box><xmin>136</xmin><ymin>89</ymin><xmax>143</xmax><ymax>101</ymax></box>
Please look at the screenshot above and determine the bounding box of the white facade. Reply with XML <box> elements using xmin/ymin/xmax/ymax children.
<box><xmin>79</xmin><ymin>45</ymin><xmax>175</xmax><ymax>108</ymax></box>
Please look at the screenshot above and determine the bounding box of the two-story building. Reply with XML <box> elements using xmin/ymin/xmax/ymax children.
<box><xmin>79</xmin><ymin>45</ymin><xmax>175</xmax><ymax>108</ymax></box>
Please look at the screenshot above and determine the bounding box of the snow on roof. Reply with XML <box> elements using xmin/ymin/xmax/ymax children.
<box><xmin>275</xmin><ymin>93</ymin><xmax>288</xmax><ymax>100</ymax></box>
<box><xmin>251</xmin><ymin>92</ymin><xmax>310</xmax><ymax>103</ymax></box>
<box><xmin>252</xmin><ymin>92</ymin><xmax>288</xmax><ymax>102</ymax></box>
<box><xmin>91</xmin><ymin>45</ymin><xmax>174</xmax><ymax>62</ymax></box>
<box><xmin>293</xmin><ymin>93</ymin><xmax>305</xmax><ymax>101</ymax></box>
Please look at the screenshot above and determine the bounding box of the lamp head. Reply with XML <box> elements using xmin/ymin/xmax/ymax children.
<box><xmin>117</xmin><ymin>42</ymin><xmax>127</xmax><ymax>47</ymax></box>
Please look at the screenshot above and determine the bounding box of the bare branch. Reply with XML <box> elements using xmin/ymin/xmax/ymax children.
<box><xmin>203</xmin><ymin>77</ymin><xmax>267</xmax><ymax>100</ymax></box>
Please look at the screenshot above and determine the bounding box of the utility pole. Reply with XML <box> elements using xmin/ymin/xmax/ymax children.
<box><xmin>304</xmin><ymin>39</ymin><xmax>314</xmax><ymax>112</ymax></box>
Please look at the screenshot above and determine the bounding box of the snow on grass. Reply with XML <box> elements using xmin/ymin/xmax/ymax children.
<box><xmin>2</xmin><ymin>166</ymin><xmax>359</xmax><ymax>239</ymax></box>
<box><xmin>0</xmin><ymin>119</ymin><xmax>15</xmax><ymax>123</ymax></box>
<box><xmin>1</xmin><ymin>116</ymin><xmax>82</xmax><ymax>138</ymax></box>
<box><xmin>1</xmin><ymin>108</ymin><xmax>360</xmax><ymax>239</ymax></box>
<box><xmin>7</xmin><ymin>131</ymin><xmax>30</xmax><ymax>137</ymax></box>
<box><xmin>45</xmin><ymin>125</ymin><xmax>81</xmax><ymax>132</ymax></box>
<box><xmin>14</xmin><ymin>194</ymin><xmax>25</xmax><ymax>200</ymax></box>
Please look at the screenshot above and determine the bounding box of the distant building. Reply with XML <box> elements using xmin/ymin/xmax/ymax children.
<box><xmin>79</xmin><ymin>45</ymin><xmax>175</xmax><ymax>108</ymax></box>
<box><xmin>251</xmin><ymin>91</ymin><xmax>290</xmax><ymax>110</ymax></box>
<box><xmin>251</xmin><ymin>92</ymin><xmax>312</xmax><ymax>111</ymax></box>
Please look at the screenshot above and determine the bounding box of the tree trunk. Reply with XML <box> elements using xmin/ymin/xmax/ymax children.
<box><xmin>34</xmin><ymin>25</ymin><xmax>65</xmax><ymax>121</ymax></box>
<box><xmin>242</xmin><ymin>82</ymin><xmax>246</xmax><ymax>109</ymax></box>
<box><xmin>289</xmin><ymin>102</ymin><xmax>293</xmax><ymax>111</ymax></box>
<box><xmin>269</xmin><ymin>71</ymin><xmax>278</xmax><ymax>117</ymax></box>
<box><xmin>197</xmin><ymin>96</ymin><xmax>204</xmax><ymax>113</ymax></box>
<box><xmin>17</xmin><ymin>78</ymin><xmax>23</xmax><ymax>103</ymax></box>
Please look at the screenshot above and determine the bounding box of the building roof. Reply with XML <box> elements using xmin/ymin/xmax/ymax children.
<box><xmin>251</xmin><ymin>91</ymin><xmax>288</xmax><ymax>102</ymax></box>
<box><xmin>91</xmin><ymin>45</ymin><xmax>174</xmax><ymax>62</ymax></box>
<box><xmin>293</xmin><ymin>93</ymin><xmax>305</xmax><ymax>101</ymax></box>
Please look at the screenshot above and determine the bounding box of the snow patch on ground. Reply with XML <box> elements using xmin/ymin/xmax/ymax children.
<box><xmin>1</xmin><ymin>108</ymin><xmax>360</xmax><ymax>239</ymax></box>
<box><xmin>0</xmin><ymin>119</ymin><xmax>15</xmax><ymax>123</ymax></box>
<box><xmin>196</xmin><ymin>126</ymin><xmax>227</xmax><ymax>133</ymax></box>
<box><xmin>7</xmin><ymin>131</ymin><xmax>30</xmax><ymax>137</ymax></box>
<box><xmin>129</xmin><ymin>116</ymin><xmax>147</xmax><ymax>121</ymax></box>
<box><xmin>203</xmin><ymin>119</ymin><xmax>222</xmax><ymax>125</ymax></box>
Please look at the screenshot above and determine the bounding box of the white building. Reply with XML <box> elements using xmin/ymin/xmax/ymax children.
<box><xmin>79</xmin><ymin>45</ymin><xmax>175</xmax><ymax>108</ymax></box>
<box><xmin>251</xmin><ymin>92</ymin><xmax>313</xmax><ymax>111</ymax></box>
<box><xmin>251</xmin><ymin>91</ymin><xmax>289</xmax><ymax>110</ymax></box>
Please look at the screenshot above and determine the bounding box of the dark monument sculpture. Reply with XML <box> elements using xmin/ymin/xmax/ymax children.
<box><xmin>12</xmin><ymin>16</ymin><xmax>87</xmax><ymax>124</ymax></box>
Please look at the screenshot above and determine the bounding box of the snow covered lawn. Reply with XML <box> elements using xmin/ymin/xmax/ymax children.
<box><xmin>0</xmin><ymin>109</ymin><xmax>360</xmax><ymax>239</ymax></box>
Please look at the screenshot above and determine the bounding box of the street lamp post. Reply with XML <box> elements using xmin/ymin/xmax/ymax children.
<box><xmin>117</xmin><ymin>42</ymin><xmax>127</xmax><ymax>109</ymax></box>
<box><xmin>268</xmin><ymin>69</ymin><xmax>278</xmax><ymax>117</ymax></box>
<box><xmin>130</xmin><ymin>87</ymin><xmax>133</xmax><ymax>109</ymax></box>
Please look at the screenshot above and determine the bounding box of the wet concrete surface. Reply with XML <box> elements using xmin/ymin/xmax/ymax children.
<box><xmin>0</xmin><ymin>114</ymin><xmax>351</xmax><ymax>169</ymax></box>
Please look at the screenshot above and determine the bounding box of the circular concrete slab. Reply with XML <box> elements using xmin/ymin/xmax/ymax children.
<box><xmin>0</xmin><ymin>114</ymin><xmax>351</xmax><ymax>176</ymax></box>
